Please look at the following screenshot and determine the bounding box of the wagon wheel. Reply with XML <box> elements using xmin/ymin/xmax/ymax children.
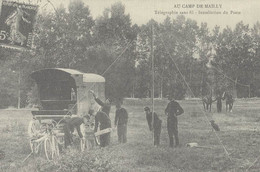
<box><xmin>50</xmin><ymin>120</ymin><xmax>57</xmax><ymax>130</ymax></box>
<box><xmin>94</xmin><ymin>127</ymin><xmax>101</xmax><ymax>146</ymax></box>
<box><xmin>56</xmin><ymin>134</ymin><xmax>65</xmax><ymax>152</ymax></box>
<box><xmin>28</xmin><ymin>119</ymin><xmax>40</xmax><ymax>138</ymax></box>
<box><xmin>41</xmin><ymin>119</ymin><xmax>57</xmax><ymax>132</ymax></box>
<box><xmin>80</xmin><ymin>138</ymin><xmax>86</xmax><ymax>152</ymax></box>
<box><xmin>90</xmin><ymin>123</ymin><xmax>96</xmax><ymax>146</ymax></box>
<box><xmin>44</xmin><ymin>137</ymin><xmax>53</xmax><ymax>161</ymax></box>
<box><xmin>95</xmin><ymin>135</ymin><xmax>100</xmax><ymax>146</ymax></box>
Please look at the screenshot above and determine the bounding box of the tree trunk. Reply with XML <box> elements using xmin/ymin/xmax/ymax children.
<box><xmin>160</xmin><ymin>78</ymin><xmax>163</xmax><ymax>99</ymax></box>
<box><xmin>233</xmin><ymin>77</ymin><xmax>238</xmax><ymax>98</ymax></box>
<box><xmin>200</xmin><ymin>65</ymin><xmax>205</xmax><ymax>97</ymax></box>
<box><xmin>189</xmin><ymin>64</ymin><xmax>192</xmax><ymax>83</ymax></box>
<box><xmin>132</xmin><ymin>83</ymin><xmax>135</xmax><ymax>98</ymax></box>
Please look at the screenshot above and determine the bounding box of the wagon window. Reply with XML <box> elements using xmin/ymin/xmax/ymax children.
<box><xmin>60</xmin><ymin>81</ymin><xmax>75</xmax><ymax>100</ymax></box>
<box><xmin>40</xmin><ymin>82</ymin><xmax>60</xmax><ymax>100</ymax></box>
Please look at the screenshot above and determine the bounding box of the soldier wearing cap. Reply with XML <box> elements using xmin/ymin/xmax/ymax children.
<box><xmin>90</xmin><ymin>90</ymin><xmax>111</xmax><ymax>117</ymax></box>
<box><xmin>144</xmin><ymin>106</ymin><xmax>162</xmax><ymax>146</ymax></box>
<box><xmin>165</xmin><ymin>95</ymin><xmax>184</xmax><ymax>148</ymax></box>
<box><xmin>64</xmin><ymin>116</ymin><xmax>89</xmax><ymax>148</ymax></box>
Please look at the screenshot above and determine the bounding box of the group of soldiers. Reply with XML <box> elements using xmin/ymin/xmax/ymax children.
<box><xmin>145</xmin><ymin>95</ymin><xmax>184</xmax><ymax>147</ymax></box>
<box><xmin>203</xmin><ymin>91</ymin><xmax>234</xmax><ymax>113</ymax></box>
<box><xmin>63</xmin><ymin>90</ymin><xmax>128</xmax><ymax>148</ymax></box>
<box><xmin>63</xmin><ymin>92</ymin><xmax>184</xmax><ymax>149</ymax></box>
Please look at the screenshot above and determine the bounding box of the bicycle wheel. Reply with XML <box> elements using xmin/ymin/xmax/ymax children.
<box><xmin>52</xmin><ymin>136</ymin><xmax>60</xmax><ymax>159</ymax></box>
<box><xmin>44</xmin><ymin>138</ymin><xmax>53</xmax><ymax>161</ymax></box>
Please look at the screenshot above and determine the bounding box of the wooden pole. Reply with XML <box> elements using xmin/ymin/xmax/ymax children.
<box><xmin>248</xmin><ymin>85</ymin><xmax>251</xmax><ymax>98</ymax></box>
<box><xmin>18</xmin><ymin>53</ymin><xmax>21</xmax><ymax>109</ymax></box>
<box><xmin>151</xmin><ymin>22</ymin><xmax>155</xmax><ymax>145</ymax></box>
<box><xmin>18</xmin><ymin>66</ymin><xmax>21</xmax><ymax>109</ymax></box>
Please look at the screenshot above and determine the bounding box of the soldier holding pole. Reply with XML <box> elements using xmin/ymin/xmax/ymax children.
<box><xmin>165</xmin><ymin>95</ymin><xmax>184</xmax><ymax>148</ymax></box>
<box><xmin>144</xmin><ymin>106</ymin><xmax>162</xmax><ymax>147</ymax></box>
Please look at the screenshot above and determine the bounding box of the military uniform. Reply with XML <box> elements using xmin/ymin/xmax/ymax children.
<box><xmin>145</xmin><ymin>107</ymin><xmax>162</xmax><ymax>146</ymax></box>
<box><xmin>94</xmin><ymin>111</ymin><xmax>111</xmax><ymax>147</ymax></box>
<box><xmin>95</xmin><ymin>98</ymin><xmax>111</xmax><ymax>117</ymax></box>
<box><xmin>215</xmin><ymin>95</ymin><xmax>222</xmax><ymax>113</ymax></box>
<box><xmin>64</xmin><ymin>117</ymin><xmax>84</xmax><ymax>148</ymax></box>
<box><xmin>165</xmin><ymin>100</ymin><xmax>184</xmax><ymax>147</ymax></box>
<box><xmin>115</xmin><ymin>107</ymin><xmax>128</xmax><ymax>143</ymax></box>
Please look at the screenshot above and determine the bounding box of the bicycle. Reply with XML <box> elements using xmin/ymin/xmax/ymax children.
<box><xmin>28</xmin><ymin>119</ymin><xmax>60</xmax><ymax>161</ymax></box>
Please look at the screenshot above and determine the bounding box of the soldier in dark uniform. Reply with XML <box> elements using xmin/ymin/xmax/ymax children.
<box><xmin>165</xmin><ymin>95</ymin><xmax>184</xmax><ymax>148</ymax></box>
<box><xmin>144</xmin><ymin>107</ymin><xmax>162</xmax><ymax>147</ymax></box>
<box><xmin>215</xmin><ymin>93</ymin><xmax>223</xmax><ymax>113</ymax></box>
<box><xmin>94</xmin><ymin>110</ymin><xmax>111</xmax><ymax>147</ymax></box>
<box><xmin>64</xmin><ymin>116</ymin><xmax>88</xmax><ymax>148</ymax></box>
<box><xmin>115</xmin><ymin>102</ymin><xmax>128</xmax><ymax>143</ymax></box>
<box><xmin>90</xmin><ymin>90</ymin><xmax>111</xmax><ymax>117</ymax></box>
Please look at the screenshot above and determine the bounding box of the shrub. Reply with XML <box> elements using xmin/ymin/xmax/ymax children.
<box><xmin>36</xmin><ymin>148</ymin><xmax>112</xmax><ymax>172</ymax></box>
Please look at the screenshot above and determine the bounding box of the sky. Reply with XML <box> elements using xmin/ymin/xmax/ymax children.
<box><xmin>2</xmin><ymin>0</ymin><xmax>260</xmax><ymax>29</ymax></box>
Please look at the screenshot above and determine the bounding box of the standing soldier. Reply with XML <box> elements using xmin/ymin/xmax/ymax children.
<box><xmin>90</xmin><ymin>90</ymin><xmax>111</xmax><ymax>117</ymax></box>
<box><xmin>144</xmin><ymin>107</ymin><xmax>162</xmax><ymax>147</ymax></box>
<box><xmin>165</xmin><ymin>95</ymin><xmax>184</xmax><ymax>148</ymax></box>
<box><xmin>115</xmin><ymin>101</ymin><xmax>128</xmax><ymax>143</ymax></box>
<box><xmin>94</xmin><ymin>110</ymin><xmax>111</xmax><ymax>147</ymax></box>
<box><xmin>215</xmin><ymin>93</ymin><xmax>223</xmax><ymax>113</ymax></box>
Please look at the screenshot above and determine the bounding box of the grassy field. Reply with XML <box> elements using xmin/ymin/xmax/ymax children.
<box><xmin>0</xmin><ymin>98</ymin><xmax>259</xmax><ymax>172</ymax></box>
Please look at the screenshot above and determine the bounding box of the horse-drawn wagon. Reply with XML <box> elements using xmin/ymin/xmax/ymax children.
<box><xmin>27</xmin><ymin>68</ymin><xmax>105</xmax><ymax>160</ymax></box>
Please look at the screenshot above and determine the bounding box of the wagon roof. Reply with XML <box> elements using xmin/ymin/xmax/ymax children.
<box><xmin>56</xmin><ymin>68</ymin><xmax>83</xmax><ymax>75</ymax></box>
<box><xmin>82</xmin><ymin>73</ymin><xmax>105</xmax><ymax>82</ymax></box>
<box><xmin>30</xmin><ymin>68</ymin><xmax>105</xmax><ymax>83</ymax></box>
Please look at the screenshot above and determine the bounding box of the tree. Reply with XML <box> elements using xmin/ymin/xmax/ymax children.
<box><xmin>250</xmin><ymin>22</ymin><xmax>260</xmax><ymax>96</ymax></box>
<box><xmin>33</xmin><ymin>0</ymin><xmax>95</xmax><ymax>69</ymax></box>
<box><xmin>212</xmin><ymin>22</ymin><xmax>253</xmax><ymax>97</ymax></box>
<box><xmin>93</xmin><ymin>2</ymin><xmax>138</xmax><ymax>100</ymax></box>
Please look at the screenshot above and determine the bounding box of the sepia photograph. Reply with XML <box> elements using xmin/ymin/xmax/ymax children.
<box><xmin>0</xmin><ymin>0</ymin><xmax>259</xmax><ymax>171</ymax></box>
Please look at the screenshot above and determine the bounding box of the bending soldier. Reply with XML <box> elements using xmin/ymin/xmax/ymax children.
<box><xmin>115</xmin><ymin>102</ymin><xmax>128</xmax><ymax>143</ymax></box>
<box><xmin>165</xmin><ymin>95</ymin><xmax>184</xmax><ymax>148</ymax></box>
<box><xmin>144</xmin><ymin>107</ymin><xmax>162</xmax><ymax>147</ymax></box>
<box><xmin>64</xmin><ymin>116</ymin><xmax>88</xmax><ymax>148</ymax></box>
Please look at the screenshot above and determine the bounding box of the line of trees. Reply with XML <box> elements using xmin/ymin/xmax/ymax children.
<box><xmin>0</xmin><ymin>1</ymin><xmax>259</xmax><ymax>108</ymax></box>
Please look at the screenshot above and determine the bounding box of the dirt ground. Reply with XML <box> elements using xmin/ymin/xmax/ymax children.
<box><xmin>0</xmin><ymin>98</ymin><xmax>259</xmax><ymax>172</ymax></box>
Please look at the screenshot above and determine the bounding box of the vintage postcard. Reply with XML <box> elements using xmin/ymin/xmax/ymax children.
<box><xmin>0</xmin><ymin>0</ymin><xmax>259</xmax><ymax>171</ymax></box>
